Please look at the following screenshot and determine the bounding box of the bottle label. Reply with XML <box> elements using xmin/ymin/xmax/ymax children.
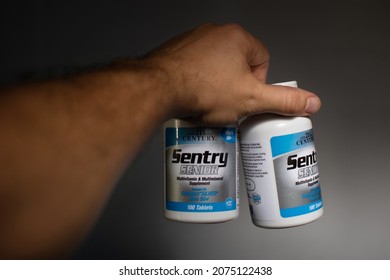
<box><xmin>241</xmin><ymin>129</ymin><xmax>322</xmax><ymax>220</ymax></box>
<box><xmin>271</xmin><ymin>129</ymin><xmax>322</xmax><ymax>217</ymax></box>
<box><xmin>165</xmin><ymin>127</ymin><xmax>238</xmax><ymax>212</ymax></box>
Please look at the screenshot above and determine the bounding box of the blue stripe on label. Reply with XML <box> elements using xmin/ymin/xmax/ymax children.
<box><xmin>280</xmin><ymin>199</ymin><xmax>323</xmax><ymax>218</ymax></box>
<box><xmin>220</xmin><ymin>127</ymin><xmax>236</xmax><ymax>143</ymax></box>
<box><xmin>165</xmin><ymin>127</ymin><xmax>236</xmax><ymax>148</ymax></box>
<box><xmin>165</xmin><ymin>127</ymin><xmax>178</xmax><ymax>147</ymax></box>
<box><xmin>166</xmin><ymin>200</ymin><xmax>237</xmax><ymax>212</ymax></box>
<box><xmin>271</xmin><ymin>129</ymin><xmax>314</xmax><ymax>157</ymax></box>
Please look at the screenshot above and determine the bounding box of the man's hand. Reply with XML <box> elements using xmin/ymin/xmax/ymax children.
<box><xmin>145</xmin><ymin>23</ymin><xmax>321</xmax><ymax>124</ymax></box>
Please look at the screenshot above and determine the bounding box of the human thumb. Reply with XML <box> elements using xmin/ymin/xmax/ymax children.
<box><xmin>256</xmin><ymin>83</ymin><xmax>321</xmax><ymax>116</ymax></box>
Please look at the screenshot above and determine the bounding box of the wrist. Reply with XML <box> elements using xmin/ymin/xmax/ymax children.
<box><xmin>108</xmin><ymin>58</ymin><xmax>174</xmax><ymax>123</ymax></box>
<box><xmin>140</xmin><ymin>55</ymin><xmax>198</xmax><ymax>121</ymax></box>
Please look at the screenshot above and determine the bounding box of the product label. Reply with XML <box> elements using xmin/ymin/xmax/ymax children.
<box><xmin>241</xmin><ymin>141</ymin><xmax>280</xmax><ymax>220</ymax></box>
<box><xmin>271</xmin><ymin>129</ymin><xmax>322</xmax><ymax>217</ymax></box>
<box><xmin>241</xmin><ymin>129</ymin><xmax>322</xmax><ymax>220</ymax></box>
<box><xmin>165</xmin><ymin>127</ymin><xmax>238</xmax><ymax>212</ymax></box>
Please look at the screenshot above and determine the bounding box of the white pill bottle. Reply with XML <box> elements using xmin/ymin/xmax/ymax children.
<box><xmin>163</xmin><ymin>119</ymin><xmax>239</xmax><ymax>223</ymax></box>
<box><xmin>239</xmin><ymin>81</ymin><xmax>323</xmax><ymax>228</ymax></box>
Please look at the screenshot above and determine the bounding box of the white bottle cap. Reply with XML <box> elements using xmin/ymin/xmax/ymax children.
<box><xmin>272</xmin><ymin>80</ymin><xmax>298</xmax><ymax>87</ymax></box>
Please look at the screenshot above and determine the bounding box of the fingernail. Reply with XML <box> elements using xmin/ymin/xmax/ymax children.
<box><xmin>305</xmin><ymin>97</ymin><xmax>321</xmax><ymax>114</ymax></box>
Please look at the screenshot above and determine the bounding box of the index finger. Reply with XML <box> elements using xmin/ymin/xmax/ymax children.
<box><xmin>245</xmin><ymin>32</ymin><xmax>270</xmax><ymax>81</ymax></box>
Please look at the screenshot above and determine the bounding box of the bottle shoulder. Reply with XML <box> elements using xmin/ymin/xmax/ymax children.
<box><xmin>163</xmin><ymin>118</ymin><xmax>237</xmax><ymax>128</ymax></box>
<box><xmin>239</xmin><ymin>114</ymin><xmax>312</xmax><ymax>139</ymax></box>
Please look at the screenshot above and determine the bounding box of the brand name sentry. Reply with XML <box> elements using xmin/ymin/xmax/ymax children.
<box><xmin>172</xmin><ymin>149</ymin><xmax>228</xmax><ymax>175</ymax></box>
<box><xmin>172</xmin><ymin>149</ymin><xmax>228</xmax><ymax>167</ymax></box>
<box><xmin>287</xmin><ymin>151</ymin><xmax>316</xmax><ymax>169</ymax></box>
<box><xmin>287</xmin><ymin>151</ymin><xmax>318</xmax><ymax>179</ymax></box>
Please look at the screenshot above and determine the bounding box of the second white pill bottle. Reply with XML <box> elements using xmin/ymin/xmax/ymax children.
<box><xmin>239</xmin><ymin>81</ymin><xmax>323</xmax><ymax>228</ymax></box>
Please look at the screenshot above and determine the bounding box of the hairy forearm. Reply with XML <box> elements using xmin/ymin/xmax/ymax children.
<box><xmin>0</xmin><ymin>60</ymin><xmax>170</xmax><ymax>258</ymax></box>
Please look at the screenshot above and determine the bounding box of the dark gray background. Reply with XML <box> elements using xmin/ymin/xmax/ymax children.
<box><xmin>2</xmin><ymin>0</ymin><xmax>389</xmax><ymax>259</ymax></box>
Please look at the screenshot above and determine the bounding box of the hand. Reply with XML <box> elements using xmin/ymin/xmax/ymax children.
<box><xmin>145</xmin><ymin>23</ymin><xmax>321</xmax><ymax>124</ymax></box>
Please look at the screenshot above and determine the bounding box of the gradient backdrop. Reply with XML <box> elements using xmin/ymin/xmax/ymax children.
<box><xmin>2</xmin><ymin>0</ymin><xmax>389</xmax><ymax>259</ymax></box>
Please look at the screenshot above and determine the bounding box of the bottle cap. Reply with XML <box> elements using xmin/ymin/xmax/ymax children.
<box><xmin>272</xmin><ymin>81</ymin><xmax>298</xmax><ymax>88</ymax></box>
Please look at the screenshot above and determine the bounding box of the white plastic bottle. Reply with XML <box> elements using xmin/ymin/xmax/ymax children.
<box><xmin>163</xmin><ymin>119</ymin><xmax>239</xmax><ymax>223</ymax></box>
<box><xmin>239</xmin><ymin>81</ymin><xmax>323</xmax><ymax>228</ymax></box>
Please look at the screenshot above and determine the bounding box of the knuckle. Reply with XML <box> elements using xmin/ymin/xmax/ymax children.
<box><xmin>222</xmin><ymin>23</ymin><xmax>247</xmax><ymax>39</ymax></box>
<box><xmin>283</xmin><ymin>89</ymin><xmax>305</xmax><ymax>114</ymax></box>
<box><xmin>240</xmin><ymin>83</ymin><xmax>266</xmax><ymax>116</ymax></box>
<box><xmin>223</xmin><ymin>23</ymin><xmax>244</xmax><ymax>32</ymax></box>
